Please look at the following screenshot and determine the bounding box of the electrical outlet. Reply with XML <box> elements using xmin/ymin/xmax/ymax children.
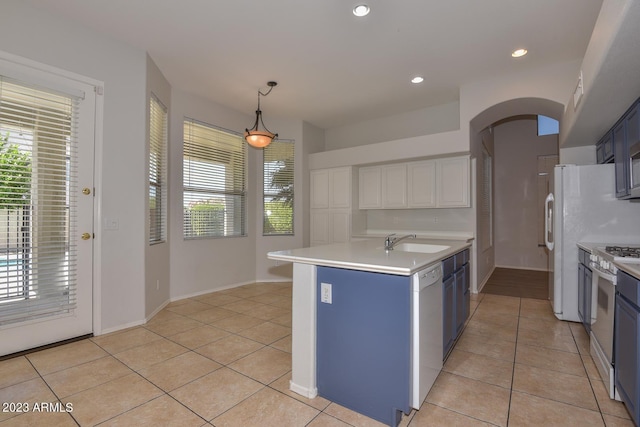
<box><xmin>320</xmin><ymin>282</ymin><xmax>332</xmax><ymax>304</ymax></box>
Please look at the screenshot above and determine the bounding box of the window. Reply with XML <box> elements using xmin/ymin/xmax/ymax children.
<box><xmin>0</xmin><ymin>76</ymin><xmax>79</xmax><ymax>323</ymax></box>
<box><xmin>263</xmin><ymin>140</ymin><xmax>294</xmax><ymax>235</ymax></box>
<box><xmin>538</xmin><ymin>115</ymin><xmax>559</xmax><ymax>136</ymax></box>
<box><xmin>183</xmin><ymin>119</ymin><xmax>246</xmax><ymax>239</ymax></box>
<box><xmin>149</xmin><ymin>94</ymin><xmax>167</xmax><ymax>244</ymax></box>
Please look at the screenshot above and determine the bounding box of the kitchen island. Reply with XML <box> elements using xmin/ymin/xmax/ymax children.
<box><xmin>267</xmin><ymin>237</ymin><xmax>472</xmax><ymax>426</ymax></box>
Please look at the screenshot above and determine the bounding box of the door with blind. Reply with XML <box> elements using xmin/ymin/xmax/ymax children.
<box><xmin>0</xmin><ymin>56</ymin><xmax>96</xmax><ymax>356</ymax></box>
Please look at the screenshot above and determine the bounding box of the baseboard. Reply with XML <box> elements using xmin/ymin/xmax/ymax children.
<box><xmin>476</xmin><ymin>265</ymin><xmax>495</xmax><ymax>294</ymax></box>
<box><xmin>289</xmin><ymin>380</ymin><xmax>318</xmax><ymax>399</ymax></box>
<box><xmin>494</xmin><ymin>264</ymin><xmax>550</xmax><ymax>272</ymax></box>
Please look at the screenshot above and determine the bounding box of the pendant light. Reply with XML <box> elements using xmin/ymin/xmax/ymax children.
<box><xmin>244</xmin><ymin>81</ymin><xmax>278</xmax><ymax>148</ymax></box>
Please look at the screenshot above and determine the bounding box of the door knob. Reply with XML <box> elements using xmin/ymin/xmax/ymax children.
<box><xmin>82</xmin><ymin>188</ymin><xmax>91</xmax><ymax>195</ymax></box>
<box><xmin>82</xmin><ymin>233</ymin><xmax>92</xmax><ymax>240</ymax></box>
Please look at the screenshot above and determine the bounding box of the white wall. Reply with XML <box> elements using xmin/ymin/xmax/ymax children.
<box><xmin>169</xmin><ymin>90</ymin><xmax>260</xmax><ymax>298</ymax></box>
<box><xmin>325</xmin><ymin>101</ymin><xmax>460</xmax><ymax>150</ymax></box>
<box><xmin>493</xmin><ymin>119</ymin><xmax>558</xmax><ymax>270</ymax></box>
<box><xmin>145</xmin><ymin>55</ymin><xmax>171</xmax><ymax>319</ymax></box>
<box><xmin>1</xmin><ymin>0</ymin><xmax>148</xmax><ymax>333</ymax></box>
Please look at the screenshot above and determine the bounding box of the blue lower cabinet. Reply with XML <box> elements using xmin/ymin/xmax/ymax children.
<box><xmin>316</xmin><ymin>266</ymin><xmax>411</xmax><ymax>427</ymax></box>
<box><xmin>615</xmin><ymin>271</ymin><xmax>640</xmax><ymax>426</ymax></box>
<box><xmin>442</xmin><ymin>249</ymin><xmax>470</xmax><ymax>360</ymax></box>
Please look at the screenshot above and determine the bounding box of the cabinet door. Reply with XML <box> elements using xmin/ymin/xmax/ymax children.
<box><xmin>455</xmin><ymin>269</ymin><xmax>465</xmax><ymax>335</ymax></box>
<box><xmin>310</xmin><ymin>210</ymin><xmax>330</xmax><ymax>246</ymax></box>
<box><xmin>359</xmin><ymin>166</ymin><xmax>382</xmax><ymax>209</ymax></box>
<box><xmin>615</xmin><ymin>295</ymin><xmax>640</xmax><ymax>426</ymax></box>
<box><xmin>443</xmin><ymin>275</ymin><xmax>455</xmax><ymax>359</ymax></box>
<box><xmin>382</xmin><ymin>164</ymin><xmax>407</xmax><ymax>208</ymax></box>
<box><xmin>436</xmin><ymin>157</ymin><xmax>470</xmax><ymax>207</ymax></box>
<box><xmin>407</xmin><ymin>160</ymin><xmax>436</xmax><ymax>208</ymax></box>
<box><xmin>311</xmin><ymin>169</ymin><xmax>330</xmax><ymax>209</ymax></box>
<box><xmin>330</xmin><ymin>167</ymin><xmax>352</xmax><ymax>209</ymax></box>
<box><xmin>614</xmin><ymin>120</ymin><xmax>630</xmax><ymax>198</ymax></box>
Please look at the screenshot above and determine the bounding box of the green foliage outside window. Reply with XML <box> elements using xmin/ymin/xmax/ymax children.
<box><xmin>185</xmin><ymin>200</ymin><xmax>225</xmax><ymax>237</ymax></box>
<box><xmin>0</xmin><ymin>133</ymin><xmax>31</xmax><ymax>210</ymax></box>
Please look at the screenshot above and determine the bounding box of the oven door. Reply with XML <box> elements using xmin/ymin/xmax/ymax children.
<box><xmin>590</xmin><ymin>265</ymin><xmax>616</xmax><ymax>363</ymax></box>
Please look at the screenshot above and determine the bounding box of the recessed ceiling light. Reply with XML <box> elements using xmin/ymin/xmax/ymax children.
<box><xmin>511</xmin><ymin>48</ymin><xmax>528</xmax><ymax>58</ymax></box>
<box><xmin>353</xmin><ymin>4</ymin><xmax>370</xmax><ymax>17</ymax></box>
<box><xmin>411</xmin><ymin>76</ymin><xmax>424</xmax><ymax>84</ymax></box>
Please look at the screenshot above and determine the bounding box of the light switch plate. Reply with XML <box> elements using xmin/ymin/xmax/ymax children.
<box><xmin>320</xmin><ymin>282</ymin><xmax>332</xmax><ymax>304</ymax></box>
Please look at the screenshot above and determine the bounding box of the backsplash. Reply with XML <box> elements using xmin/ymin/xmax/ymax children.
<box><xmin>364</xmin><ymin>208</ymin><xmax>474</xmax><ymax>234</ymax></box>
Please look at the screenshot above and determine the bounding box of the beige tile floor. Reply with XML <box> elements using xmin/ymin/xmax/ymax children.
<box><xmin>0</xmin><ymin>283</ymin><xmax>635</xmax><ymax>426</ymax></box>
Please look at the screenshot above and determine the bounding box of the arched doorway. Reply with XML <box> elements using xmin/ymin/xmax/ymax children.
<box><xmin>470</xmin><ymin>98</ymin><xmax>564</xmax><ymax>298</ymax></box>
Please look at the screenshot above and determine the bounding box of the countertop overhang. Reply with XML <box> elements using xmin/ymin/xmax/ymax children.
<box><xmin>267</xmin><ymin>238</ymin><xmax>473</xmax><ymax>276</ymax></box>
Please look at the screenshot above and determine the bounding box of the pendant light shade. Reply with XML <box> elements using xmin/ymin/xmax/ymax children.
<box><xmin>244</xmin><ymin>81</ymin><xmax>278</xmax><ymax>148</ymax></box>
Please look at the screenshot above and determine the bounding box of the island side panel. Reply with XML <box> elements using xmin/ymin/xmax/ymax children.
<box><xmin>289</xmin><ymin>262</ymin><xmax>318</xmax><ymax>398</ymax></box>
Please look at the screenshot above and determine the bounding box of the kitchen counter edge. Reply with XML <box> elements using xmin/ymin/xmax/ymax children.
<box><xmin>267</xmin><ymin>238</ymin><xmax>472</xmax><ymax>276</ymax></box>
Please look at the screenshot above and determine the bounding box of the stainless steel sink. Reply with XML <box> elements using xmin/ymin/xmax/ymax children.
<box><xmin>391</xmin><ymin>243</ymin><xmax>450</xmax><ymax>253</ymax></box>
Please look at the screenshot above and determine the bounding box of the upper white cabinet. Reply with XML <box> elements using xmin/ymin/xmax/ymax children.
<box><xmin>358</xmin><ymin>166</ymin><xmax>382</xmax><ymax>209</ymax></box>
<box><xmin>311</xmin><ymin>167</ymin><xmax>352</xmax><ymax>209</ymax></box>
<box><xmin>407</xmin><ymin>160</ymin><xmax>436</xmax><ymax>208</ymax></box>
<box><xmin>358</xmin><ymin>156</ymin><xmax>470</xmax><ymax>209</ymax></box>
<box><xmin>381</xmin><ymin>164</ymin><xmax>407</xmax><ymax>208</ymax></box>
<box><xmin>436</xmin><ymin>156</ymin><xmax>470</xmax><ymax>207</ymax></box>
<box><xmin>310</xmin><ymin>166</ymin><xmax>355</xmax><ymax>246</ymax></box>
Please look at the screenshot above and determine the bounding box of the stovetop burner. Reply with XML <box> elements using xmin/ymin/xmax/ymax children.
<box><xmin>605</xmin><ymin>246</ymin><xmax>640</xmax><ymax>258</ymax></box>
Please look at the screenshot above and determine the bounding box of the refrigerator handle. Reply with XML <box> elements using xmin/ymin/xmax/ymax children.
<box><xmin>544</xmin><ymin>193</ymin><xmax>554</xmax><ymax>251</ymax></box>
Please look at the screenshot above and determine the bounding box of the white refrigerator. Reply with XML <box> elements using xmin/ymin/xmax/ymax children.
<box><xmin>545</xmin><ymin>164</ymin><xmax>640</xmax><ymax>321</ymax></box>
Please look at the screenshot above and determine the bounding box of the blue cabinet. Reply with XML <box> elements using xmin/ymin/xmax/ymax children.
<box><xmin>615</xmin><ymin>270</ymin><xmax>640</xmax><ymax>426</ymax></box>
<box><xmin>614</xmin><ymin>118</ymin><xmax>630</xmax><ymax>198</ymax></box>
<box><xmin>442</xmin><ymin>249</ymin><xmax>470</xmax><ymax>359</ymax></box>
<box><xmin>316</xmin><ymin>266</ymin><xmax>411</xmax><ymax>427</ymax></box>
<box><xmin>598</xmin><ymin>97</ymin><xmax>640</xmax><ymax>199</ymax></box>
<box><xmin>596</xmin><ymin>131</ymin><xmax>614</xmax><ymax>164</ymax></box>
<box><xmin>577</xmin><ymin>249</ymin><xmax>593</xmax><ymax>332</ymax></box>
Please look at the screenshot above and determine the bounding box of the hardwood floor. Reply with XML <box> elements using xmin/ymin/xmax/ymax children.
<box><xmin>481</xmin><ymin>267</ymin><xmax>549</xmax><ymax>300</ymax></box>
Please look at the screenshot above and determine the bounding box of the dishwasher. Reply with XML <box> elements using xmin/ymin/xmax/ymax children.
<box><xmin>411</xmin><ymin>262</ymin><xmax>443</xmax><ymax>409</ymax></box>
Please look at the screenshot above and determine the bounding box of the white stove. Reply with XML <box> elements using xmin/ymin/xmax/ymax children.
<box><xmin>594</xmin><ymin>246</ymin><xmax>640</xmax><ymax>275</ymax></box>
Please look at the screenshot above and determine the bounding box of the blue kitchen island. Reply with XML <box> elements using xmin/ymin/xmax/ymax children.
<box><xmin>268</xmin><ymin>237</ymin><xmax>472</xmax><ymax>426</ymax></box>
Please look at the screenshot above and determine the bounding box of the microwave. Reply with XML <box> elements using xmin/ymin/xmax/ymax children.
<box><xmin>630</xmin><ymin>141</ymin><xmax>640</xmax><ymax>198</ymax></box>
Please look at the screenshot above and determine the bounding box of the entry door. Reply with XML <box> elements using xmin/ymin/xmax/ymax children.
<box><xmin>0</xmin><ymin>56</ymin><xmax>95</xmax><ymax>356</ymax></box>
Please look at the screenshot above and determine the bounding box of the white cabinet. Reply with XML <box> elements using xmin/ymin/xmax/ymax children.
<box><xmin>310</xmin><ymin>167</ymin><xmax>354</xmax><ymax>246</ymax></box>
<box><xmin>407</xmin><ymin>160</ymin><xmax>436</xmax><ymax>208</ymax></box>
<box><xmin>382</xmin><ymin>164</ymin><xmax>407</xmax><ymax>208</ymax></box>
<box><xmin>358</xmin><ymin>156</ymin><xmax>470</xmax><ymax>209</ymax></box>
<box><xmin>358</xmin><ymin>166</ymin><xmax>382</xmax><ymax>209</ymax></box>
<box><xmin>311</xmin><ymin>167</ymin><xmax>352</xmax><ymax>209</ymax></box>
<box><xmin>436</xmin><ymin>157</ymin><xmax>470</xmax><ymax>208</ymax></box>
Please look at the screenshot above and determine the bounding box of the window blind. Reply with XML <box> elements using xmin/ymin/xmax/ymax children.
<box><xmin>0</xmin><ymin>77</ymin><xmax>79</xmax><ymax>326</ymax></box>
<box><xmin>149</xmin><ymin>94</ymin><xmax>167</xmax><ymax>244</ymax></box>
<box><xmin>263</xmin><ymin>140</ymin><xmax>294</xmax><ymax>235</ymax></box>
<box><xmin>183</xmin><ymin>119</ymin><xmax>246</xmax><ymax>239</ymax></box>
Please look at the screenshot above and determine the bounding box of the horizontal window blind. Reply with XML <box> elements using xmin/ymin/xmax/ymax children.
<box><xmin>263</xmin><ymin>140</ymin><xmax>294</xmax><ymax>235</ymax></box>
<box><xmin>183</xmin><ymin>118</ymin><xmax>246</xmax><ymax>239</ymax></box>
<box><xmin>0</xmin><ymin>77</ymin><xmax>79</xmax><ymax>326</ymax></box>
<box><xmin>149</xmin><ymin>94</ymin><xmax>167</xmax><ymax>244</ymax></box>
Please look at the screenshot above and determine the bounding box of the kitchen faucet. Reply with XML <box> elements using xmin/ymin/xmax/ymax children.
<box><xmin>384</xmin><ymin>233</ymin><xmax>417</xmax><ymax>250</ymax></box>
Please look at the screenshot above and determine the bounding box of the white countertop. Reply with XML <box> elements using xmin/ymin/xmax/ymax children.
<box><xmin>267</xmin><ymin>238</ymin><xmax>472</xmax><ymax>276</ymax></box>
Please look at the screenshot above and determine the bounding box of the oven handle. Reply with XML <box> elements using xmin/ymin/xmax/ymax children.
<box><xmin>589</xmin><ymin>262</ymin><xmax>616</xmax><ymax>283</ymax></box>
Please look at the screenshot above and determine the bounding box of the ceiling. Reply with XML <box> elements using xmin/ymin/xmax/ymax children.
<box><xmin>24</xmin><ymin>0</ymin><xmax>603</xmax><ymax>130</ymax></box>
